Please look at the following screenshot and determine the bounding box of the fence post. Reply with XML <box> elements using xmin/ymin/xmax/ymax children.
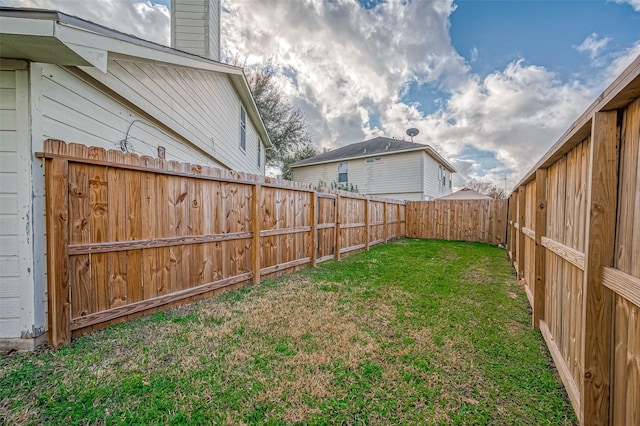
<box><xmin>44</xmin><ymin>141</ymin><xmax>71</xmax><ymax>348</ymax></box>
<box><xmin>364</xmin><ymin>199</ymin><xmax>370</xmax><ymax>250</ymax></box>
<box><xmin>507</xmin><ymin>196</ymin><xmax>514</xmax><ymax>263</ymax></box>
<box><xmin>383</xmin><ymin>202</ymin><xmax>388</xmax><ymax>243</ymax></box>
<box><xmin>533</xmin><ymin>168</ymin><xmax>547</xmax><ymax>330</ymax></box>
<box><xmin>310</xmin><ymin>191</ymin><xmax>318</xmax><ymax>267</ymax></box>
<box><xmin>580</xmin><ymin>110</ymin><xmax>619</xmax><ymax>425</ymax></box>
<box><xmin>396</xmin><ymin>203</ymin><xmax>401</xmax><ymax>239</ymax></box>
<box><xmin>517</xmin><ymin>187</ymin><xmax>526</xmax><ymax>279</ymax></box>
<box><xmin>252</xmin><ymin>184</ymin><xmax>261</xmax><ymax>285</ymax></box>
<box><xmin>334</xmin><ymin>193</ymin><xmax>341</xmax><ymax>261</ymax></box>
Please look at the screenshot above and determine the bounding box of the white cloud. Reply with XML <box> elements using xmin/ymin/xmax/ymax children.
<box><xmin>0</xmin><ymin>0</ymin><xmax>170</xmax><ymax>45</ymax></box>
<box><xmin>220</xmin><ymin>0</ymin><xmax>610</xmax><ymax>190</ymax></box>
<box><xmin>382</xmin><ymin>60</ymin><xmax>595</xmax><ymax>189</ymax></box>
<box><xmin>221</xmin><ymin>0</ymin><xmax>468</xmax><ymax>148</ymax></box>
<box><xmin>574</xmin><ymin>32</ymin><xmax>612</xmax><ymax>60</ymax></box>
<box><xmin>1</xmin><ymin>0</ymin><xmax>634</xmax><ymax>192</ymax></box>
<box><xmin>604</xmin><ymin>40</ymin><xmax>640</xmax><ymax>79</ymax></box>
<box><xmin>612</xmin><ymin>0</ymin><xmax>640</xmax><ymax>11</ymax></box>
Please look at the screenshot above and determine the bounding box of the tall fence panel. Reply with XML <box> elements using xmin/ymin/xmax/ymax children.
<box><xmin>406</xmin><ymin>199</ymin><xmax>507</xmax><ymax>245</ymax></box>
<box><xmin>610</xmin><ymin>96</ymin><xmax>640</xmax><ymax>426</ymax></box>
<box><xmin>41</xmin><ymin>140</ymin><xmax>407</xmax><ymax>348</ymax></box>
<box><xmin>506</xmin><ymin>55</ymin><xmax>640</xmax><ymax>425</ymax></box>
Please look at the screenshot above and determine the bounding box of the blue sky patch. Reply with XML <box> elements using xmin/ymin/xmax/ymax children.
<box><xmin>357</xmin><ymin>0</ymin><xmax>386</xmax><ymax>10</ymax></box>
<box><xmin>400</xmin><ymin>80</ymin><xmax>450</xmax><ymax>116</ymax></box>
<box><xmin>457</xmin><ymin>145</ymin><xmax>511</xmax><ymax>177</ymax></box>
<box><xmin>450</xmin><ymin>0</ymin><xmax>640</xmax><ymax>80</ymax></box>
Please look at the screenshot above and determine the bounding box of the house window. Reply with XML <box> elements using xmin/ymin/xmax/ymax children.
<box><xmin>449</xmin><ymin>176</ymin><xmax>452</xmax><ymax>189</ymax></box>
<box><xmin>438</xmin><ymin>165</ymin><xmax>443</xmax><ymax>180</ymax></box>
<box><xmin>338</xmin><ymin>162</ymin><xmax>348</xmax><ymax>183</ymax></box>
<box><xmin>240</xmin><ymin>106</ymin><xmax>246</xmax><ymax>151</ymax></box>
<box><xmin>258</xmin><ymin>140</ymin><xmax>261</xmax><ymax>168</ymax></box>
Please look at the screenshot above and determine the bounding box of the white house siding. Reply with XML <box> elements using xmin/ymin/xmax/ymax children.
<box><xmin>374</xmin><ymin>192</ymin><xmax>424</xmax><ymax>201</ymax></box>
<box><xmin>81</xmin><ymin>56</ymin><xmax>265</xmax><ymax>175</ymax></box>
<box><xmin>292</xmin><ymin>150</ymin><xmax>423</xmax><ymax>201</ymax></box>
<box><xmin>0</xmin><ymin>62</ymin><xmax>41</xmax><ymax>343</ymax></box>
<box><xmin>291</xmin><ymin>163</ymin><xmax>332</xmax><ymax>187</ymax></box>
<box><xmin>173</xmin><ymin>0</ymin><xmax>207</xmax><ymax>59</ymax></box>
<box><xmin>208</xmin><ymin>0</ymin><xmax>220</xmax><ymax>61</ymax></box>
<box><xmin>423</xmin><ymin>152</ymin><xmax>452</xmax><ymax>199</ymax></box>
<box><xmin>31</xmin><ymin>63</ymin><xmax>226</xmax><ymax>168</ymax></box>
<box><xmin>350</xmin><ymin>151</ymin><xmax>422</xmax><ymax>195</ymax></box>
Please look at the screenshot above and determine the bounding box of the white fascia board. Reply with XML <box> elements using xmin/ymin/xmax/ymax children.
<box><xmin>54</xmin><ymin>22</ymin><xmax>240</xmax><ymax>75</ymax></box>
<box><xmin>0</xmin><ymin>16</ymin><xmax>54</xmax><ymax>37</ymax></box>
<box><xmin>425</xmin><ymin>146</ymin><xmax>456</xmax><ymax>173</ymax></box>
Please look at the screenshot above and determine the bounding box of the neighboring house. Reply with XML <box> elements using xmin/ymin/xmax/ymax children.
<box><xmin>437</xmin><ymin>188</ymin><xmax>492</xmax><ymax>200</ymax></box>
<box><xmin>0</xmin><ymin>2</ymin><xmax>271</xmax><ymax>351</ymax></box>
<box><xmin>291</xmin><ymin>136</ymin><xmax>456</xmax><ymax>201</ymax></box>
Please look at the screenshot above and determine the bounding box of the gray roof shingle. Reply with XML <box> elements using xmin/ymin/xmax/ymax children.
<box><xmin>291</xmin><ymin>136</ymin><xmax>455</xmax><ymax>171</ymax></box>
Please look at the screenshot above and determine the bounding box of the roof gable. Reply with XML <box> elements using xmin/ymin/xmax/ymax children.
<box><xmin>0</xmin><ymin>6</ymin><xmax>271</xmax><ymax>148</ymax></box>
<box><xmin>292</xmin><ymin>136</ymin><xmax>456</xmax><ymax>172</ymax></box>
<box><xmin>437</xmin><ymin>188</ymin><xmax>491</xmax><ymax>200</ymax></box>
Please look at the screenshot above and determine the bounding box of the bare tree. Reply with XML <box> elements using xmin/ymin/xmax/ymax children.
<box><xmin>280</xmin><ymin>143</ymin><xmax>318</xmax><ymax>180</ymax></box>
<box><xmin>465</xmin><ymin>179</ymin><xmax>506</xmax><ymax>199</ymax></box>
<box><xmin>241</xmin><ymin>61</ymin><xmax>314</xmax><ymax>168</ymax></box>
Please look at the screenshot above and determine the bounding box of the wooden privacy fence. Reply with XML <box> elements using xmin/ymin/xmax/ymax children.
<box><xmin>507</xmin><ymin>56</ymin><xmax>640</xmax><ymax>425</ymax></box>
<box><xmin>40</xmin><ymin>140</ymin><xmax>406</xmax><ymax>348</ymax></box>
<box><xmin>405</xmin><ymin>199</ymin><xmax>507</xmax><ymax>245</ymax></box>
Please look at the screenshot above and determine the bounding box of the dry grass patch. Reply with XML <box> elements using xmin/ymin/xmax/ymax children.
<box><xmin>0</xmin><ymin>239</ymin><xmax>577</xmax><ymax>425</ymax></box>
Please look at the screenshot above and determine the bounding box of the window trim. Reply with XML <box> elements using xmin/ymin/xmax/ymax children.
<box><xmin>240</xmin><ymin>106</ymin><xmax>246</xmax><ymax>151</ymax></box>
<box><xmin>338</xmin><ymin>162</ymin><xmax>348</xmax><ymax>183</ymax></box>
<box><xmin>258</xmin><ymin>140</ymin><xmax>261</xmax><ymax>168</ymax></box>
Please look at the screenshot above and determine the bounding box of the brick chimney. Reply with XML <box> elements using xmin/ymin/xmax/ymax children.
<box><xmin>171</xmin><ymin>0</ymin><xmax>220</xmax><ymax>61</ymax></box>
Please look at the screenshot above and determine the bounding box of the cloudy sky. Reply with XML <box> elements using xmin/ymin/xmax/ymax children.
<box><xmin>2</xmin><ymin>0</ymin><xmax>639</xmax><ymax>189</ymax></box>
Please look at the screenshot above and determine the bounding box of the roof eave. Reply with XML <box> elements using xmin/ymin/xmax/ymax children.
<box><xmin>292</xmin><ymin>145</ymin><xmax>457</xmax><ymax>171</ymax></box>
<box><xmin>0</xmin><ymin>7</ymin><xmax>273</xmax><ymax>149</ymax></box>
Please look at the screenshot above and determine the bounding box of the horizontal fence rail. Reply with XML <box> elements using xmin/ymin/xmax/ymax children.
<box><xmin>40</xmin><ymin>140</ymin><xmax>406</xmax><ymax>348</ymax></box>
<box><xmin>506</xmin><ymin>55</ymin><xmax>640</xmax><ymax>425</ymax></box>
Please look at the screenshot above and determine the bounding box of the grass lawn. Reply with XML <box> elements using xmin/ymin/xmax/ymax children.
<box><xmin>0</xmin><ymin>239</ymin><xmax>576</xmax><ymax>425</ymax></box>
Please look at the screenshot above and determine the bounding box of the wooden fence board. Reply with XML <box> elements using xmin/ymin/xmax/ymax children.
<box><xmin>406</xmin><ymin>199</ymin><xmax>507</xmax><ymax>245</ymax></box>
<box><xmin>504</xmin><ymin>61</ymin><xmax>640</xmax><ymax>425</ymax></box>
<box><xmin>34</xmin><ymin>142</ymin><xmax>425</xmax><ymax>350</ymax></box>
<box><xmin>580</xmin><ymin>111</ymin><xmax>618</xmax><ymax>425</ymax></box>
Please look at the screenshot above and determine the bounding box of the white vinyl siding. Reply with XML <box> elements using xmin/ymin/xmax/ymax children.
<box><xmin>347</xmin><ymin>150</ymin><xmax>423</xmax><ymax>195</ymax></box>
<box><xmin>81</xmin><ymin>57</ymin><xmax>265</xmax><ymax>174</ymax></box>
<box><xmin>423</xmin><ymin>151</ymin><xmax>452</xmax><ymax>199</ymax></box>
<box><xmin>172</xmin><ymin>0</ymin><xmax>220</xmax><ymax>61</ymax></box>
<box><xmin>0</xmin><ymin>63</ymin><xmax>39</xmax><ymax>339</ymax></box>
<box><xmin>292</xmin><ymin>150</ymin><xmax>424</xmax><ymax>201</ymax></box>
<box><xmin>374</xmin><ymin>192</ymin><xmax>425</xmax><ymax>201</ymax></box>
<box><xmin>31</xmin><ymin>63</ymin><xmax>225</xmax><ymax>168</ymax></box>
<box><xmin>208</xmin><ymin>0</ymin><xmax>220</xmax><ymax>61</ymax></box>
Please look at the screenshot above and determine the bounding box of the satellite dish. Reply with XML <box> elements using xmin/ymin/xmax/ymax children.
<box><xmin>406</xmin><ymin>128</ymin><xmax>419</xmax><ymax>142</ymax></box>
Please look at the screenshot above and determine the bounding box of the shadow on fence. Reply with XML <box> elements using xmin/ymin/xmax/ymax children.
<box><xmin>39</xmin><ymin>140</ymin><xmax>406</xmax><ymax>348</ymax></box>
<box><xmin>506</xmin><ymin>55</ymin><xmax>640</xmax><ymax>425</ymax></box>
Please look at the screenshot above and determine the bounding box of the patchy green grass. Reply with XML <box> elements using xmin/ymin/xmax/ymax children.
<box><xmin>0</xmin><ymin>239</ymin><xmax>576</xmax><ymax>425</ymax></box>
